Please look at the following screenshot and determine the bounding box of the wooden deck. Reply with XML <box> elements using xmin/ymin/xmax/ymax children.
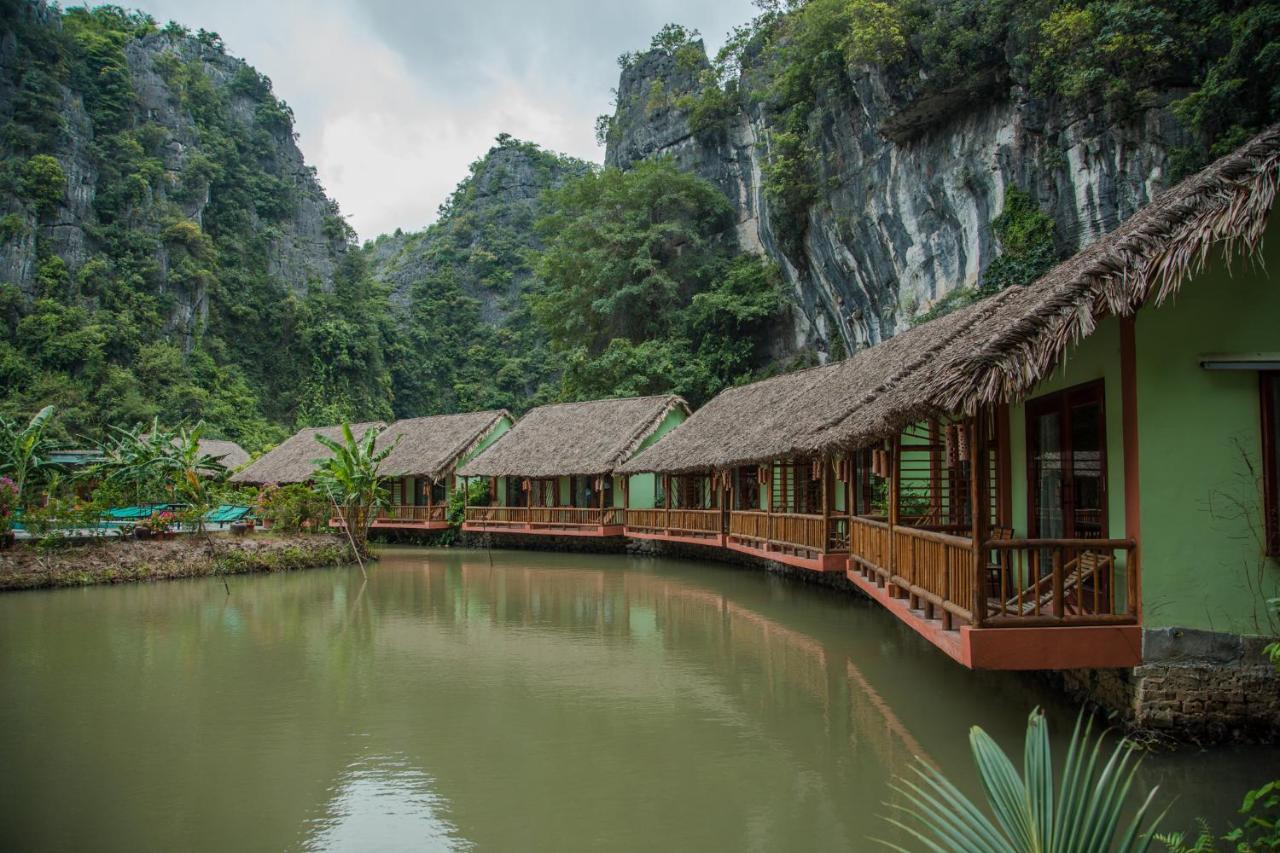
<box><xmin>845</xmin><ymin>517</ymin><xmax>1140</xmax><ymax>668</ymax></box>
<box><xmin>463</xmin><ymin>506</ymin><xmax>625</xmax><ymax>537</ymax></box>
<box><xmin>724</xmin><ymin>510</ymin><xmax>848</xmax><ymax>573</ymax></box>
<box><xmin>623</xmin><ymin>508</ymin><xmax>725</xmax><ymax>547</ymax></box>
<box><xmin>370</xmin><ymin>504</ymin><xmax>449</xmax><ymax>530</ymax></box>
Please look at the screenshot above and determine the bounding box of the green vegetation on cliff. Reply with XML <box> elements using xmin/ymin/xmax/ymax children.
<box><xmin>534</xmin><ymin>158</ymin><xmax>785</xmax><ymax>406</ymax></box>
<box><xmin>686</xmin><ymin>0</ymin><xmax>1280</xmax><ymax>257</ymax></box>
<box><xmin>0</xmin><ymin>3</ymin><xmax>391</xmax><ymax>447</ymax></box>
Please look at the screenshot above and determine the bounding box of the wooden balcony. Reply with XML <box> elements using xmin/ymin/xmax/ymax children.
<box><xmin>463</xmin><ymin>506</ymin><xmax>625</xmax><ymax>537</ymax></box>
<box><xmin>846</xmin><ymin>520</ymin><xmax>1140</xmax><ymax>669</ymax></box>
<box><xmin>624</xmin><ymin>508</ymin><xmax>724</xmax><ymax>546</ymax></box>
<box><xmin>369</xmin><ymin>504</ymin><xmax>448</xmax><ymax>530</ymax></box>
<box><xmin>724</xmin><ymin>510</ymin><xmax>849</xmax><ymax>572</ymax></box>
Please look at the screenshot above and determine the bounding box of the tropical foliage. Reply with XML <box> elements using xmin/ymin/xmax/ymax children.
<box><xmin>881</xmin><ymin>709</ymin><xmax>1164</xmax><ymax>852</ymax></box>
<box><xmin>0</xmin><ymin>404</ymin><xmax>56</xmax><ymax>503</ymax></box>
<box><xmin>533</xmin><ymin>158</ymin><xmax>786</xmax><ymax>406</ymax></box>
<box><xmin>0</xmin><ymin>4</ymin><xmax>388</xmax><ymax>446</ymax></box>
<box><xmin>310</xmin><ymin>423</ymin><xmax>394</xmax><ymax>555</ymax></box>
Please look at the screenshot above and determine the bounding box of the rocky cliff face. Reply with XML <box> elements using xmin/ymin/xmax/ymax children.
<box><xmin>364</xmin><ymin>137</ymin><xmax>590</xmax><ymax>416</ymax></box>
<box><xmin>605</xmin><ymin>43</ymin><xmax>1189</xmax><ymax>358</ymax></box>
<box><xmin>0</xmin><ymin>3</ymin><xmax>345</xmax><ymax>345</ymax></box>
<box><xmin>367</xmin><ymin>138</ymin><xmax>588</xmax><ymax>325</ymax></box>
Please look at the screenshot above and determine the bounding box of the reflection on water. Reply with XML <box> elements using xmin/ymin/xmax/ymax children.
<box><xmin>302</xmin><ymin>757</ymin><xmax>470</xmax><ymax>853</ymax></box>
<box><xmin>0</xmin><ymin>547</ymin><xmax>1273</xmax><ymax>852</ymax></box>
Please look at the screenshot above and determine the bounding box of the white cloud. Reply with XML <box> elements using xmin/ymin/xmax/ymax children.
<box><xmin>130</xmin><ymin>0</ymin><xmax>758</xmax><ymax>239</ymax></box>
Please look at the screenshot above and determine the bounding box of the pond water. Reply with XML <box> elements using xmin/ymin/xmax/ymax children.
<box><xmin>0</xmin><ymin>547</ymin><xmax>1273</xmax><ymax>851</ymax></box>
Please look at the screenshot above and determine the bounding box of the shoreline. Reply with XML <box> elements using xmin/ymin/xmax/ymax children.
<box><xmin>0</xmin><ymin>534</ymin><xmax>354</xmax><ymax>592</ymax></box>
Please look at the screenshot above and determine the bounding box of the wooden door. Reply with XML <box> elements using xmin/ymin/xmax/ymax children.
<box><xmin>1026</xmin><ymin>381</ymin><xmax>1108</xmax><ymax>539</ymax></box>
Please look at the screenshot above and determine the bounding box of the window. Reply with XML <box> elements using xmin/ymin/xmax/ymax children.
<box><xmin>1263</xmin><ymin>373</ymin><xmax>1280</xmax><ymax>556</ymax></box>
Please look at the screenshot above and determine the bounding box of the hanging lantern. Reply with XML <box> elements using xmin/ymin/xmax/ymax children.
<box><xmin>957</xmin><ymin>423</ymin><xmax>971</xmax><ymax>463</ymax></box>
<box><xmin>522</xmin><ymin>478</ymin><xmax>530</xmax><ymax>492</ymax></box>
<box><xmin>944</xmin><ymin>424</ymin><xmax>958</xmax><ymax>468</ymax></box>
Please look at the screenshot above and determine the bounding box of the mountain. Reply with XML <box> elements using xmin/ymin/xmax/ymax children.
<box><xmin>600</xmin><ymin>5</ymin><xmax>1278</xmax><ymax>359</ymax></box>
<box><xmin>0</xmin><ymin>1</ymin><xmax>389</xmax><ymax>446</ymax></box>
<box><xmin>364</xmin><ymin>136</ymin><xmax>590</xmax><ymax>417</ymax></box>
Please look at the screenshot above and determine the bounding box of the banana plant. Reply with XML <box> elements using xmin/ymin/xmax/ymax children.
<box><xmin>312</xmin><ymin>423</ymin><xmax>395</xmax><ymax>571</ymax></box>
<box><xmin>879</xmin><ymin>709</ymin><xmax>1165</xmax><ymax>852</ymax></box>
<box><xmin>0</xmin><ymin>405</ymin><xmax>56</xmax><ymax>504</ymax></box>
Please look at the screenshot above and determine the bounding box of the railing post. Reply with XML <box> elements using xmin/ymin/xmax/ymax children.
<box><xmin>969</xmin><ymin>410</ymin><xmax>989</xmax><ymax>628</ymax></box>
<box><xmin>886</xmin><ymin>438</ymin><xmax>901</xmax><ymax>597</ymax></box>
<box><xmin>1051</xmin><ymin>549</ymin><xmax>1065</xmax><ymax>620</ymax></box>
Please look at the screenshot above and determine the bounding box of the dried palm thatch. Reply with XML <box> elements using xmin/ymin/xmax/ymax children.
<box><xmin>198</xmin><ymin>439</ymin><xmax>250</xmax><ymax>472</ymax></box>
<box><xmin>620</xmin><ymin>296</ymin><xmax>1000</xmax><ymax>474</ymax></box>
<box><xmin>629</xmin><ymin>125</ymin><xmax>1280</xmax><ymax>470</ymax></box>
<box><xmin>929</xmin><ymin>124</ymin><xmax>1280</xmax><ymax>415</ymax></box>
<box><xmin>230</xmin><ymin>421</ymin><xmax>386</xmax><ymax>485</ymax></box>
<box><xmin>376</xmin><ymin>410</ymin><xmax>512</xmax><ymax>481</ymax></box>
<box><xmin>457</xmin><ymin>396</ymin><xmax>690</xmax><ymax>478</ymax></box>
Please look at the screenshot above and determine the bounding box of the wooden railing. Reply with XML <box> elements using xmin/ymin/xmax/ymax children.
<box><xmin>727</xmin><ymin>511</ymin><xmax>849</xmax><ymax>555</ymax></box>
<box><xmin>848</xmin><ymin>516</ymin><xmax>890</xmax><ymax>577</ymax></box>
<box><xmin>464</xmin><ymin>506</ymin><xmax>623</xmax><ymax>529</ymax></box>
<box><xmin>983</xmin><ymin>538</ymin><xmax>1137</xmax><ymax>626</ymax></box>
<box><xmin>891</xmin><ymin>526</ymin><xmax>977</xmax><ymax>624</ymax></box>
<box><xmin>376</xmin><ymin>504</ymin><xmax>446</xmax><ymax>523</ymax></box>
<box><xmin>624</xmin><ymin>508</ymin><xmax>721</xmax><ymax>537</ymax></box>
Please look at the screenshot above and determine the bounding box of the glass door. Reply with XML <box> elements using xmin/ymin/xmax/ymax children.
<box><xmin>1026</xmin><ymin>381</ymin><xmax>1108</xmax><ymax>539</ymax></box>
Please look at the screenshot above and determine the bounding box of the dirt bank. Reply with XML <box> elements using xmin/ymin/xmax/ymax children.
<box><xmin>0</xmin><ymin>534</ymin><xmax>354</xmax><ymax>591</ymax></box>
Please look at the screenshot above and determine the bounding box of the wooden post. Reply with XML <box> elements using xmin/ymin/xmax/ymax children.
<box><xmin>766</xmin><ymin>462</ymin><xmax>774</xmax><ymax>552</ymax></box>
<box><xmin>887</xmin><ymin>438</ymin><xmax>900</xmax><ymax>597</ymax></box>
<box><xmin>663</xmin><ymin>472</ymin><xmax>671</xmax><ymax>535</ymax></box>
<box><xmin>1120</xmin><ymin>314</ymin><xmax>1142</xmax><ymax>620</ymax></box>
<box><xmin>969</xmin><ymin>409</ymin><xmax>988</xmax><ymax>628</ymax></box>
<box><xmin>996</xmin><ymin>402</ymin><xmax>1012</xmax><ymax>527</ymax></box>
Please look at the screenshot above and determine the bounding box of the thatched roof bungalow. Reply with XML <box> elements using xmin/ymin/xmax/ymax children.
<box><xmin>371</xmin><ymin>410</ymin><xmax>513</xmax><ymax>530</ymax></box>
<box><xmin>459</xmin><ymin>395</ymin><xmax>690</xmax><ymax>538</ymax></box>
<box><xmin>199</xmin><ymin>439</ymin><xmax>251</xmax><ymax>472</ymax></box>
<box><xmin>611</xmin><ymin>126</ymin><xmax>1280</xmax><ymax>681</ymax></box>
<box><xmin>230</xmin><ymin>421</ymin><xmax>386</xmax><ymax>485</ymax></box>
<box><xmin>459</xmin><ymin>395</ymin><xmax>689</xmax><ymax>479</ymax></box>
<box><xmin>377</xmin><ymin>410</ymin><xmax>512</xmax><ymax>481</ymax></box>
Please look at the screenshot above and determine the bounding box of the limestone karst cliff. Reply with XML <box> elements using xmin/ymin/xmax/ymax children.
<box><xmin>603</xmin><ymin>38</ymin><xmax>1190</xmax><ymax>360</ymax></box>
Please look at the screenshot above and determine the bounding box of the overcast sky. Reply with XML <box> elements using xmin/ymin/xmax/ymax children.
<box><xmin>128</xmin><ymin>0</ymin><xmax>758</xmax><ymax>240</ymax></box>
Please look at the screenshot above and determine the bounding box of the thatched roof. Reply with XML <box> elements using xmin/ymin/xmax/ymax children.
<box><xmin>619</xmin><ymin>295</ymin><xmax>1004</xmax><ymax>474</ymax></box>
<box><xmin>625</xmin><ymin>125</ymin><xmax>1280</xmax><ymax>471</ymax></box>
<box><xmin>198</xmin><ymin>439</ymin><xmax>250</xmax><ymax>471</ymax></box>
<box><xmin>457</xmin><ymin>395</ymin><xmax>690</xmax><ymax>478</ymax></box>
<box><xmin>229</xmin><ymin>421</ymin><xmax>386</xmax><ymax>485</ymax></box>
<box><xmin>923</xmin><ymin>125</ymin><xmax>1279</xmax><ymax>416</ymax></box>
<box><xmin>376</xmin><ymin>410</ymin><xmax>511</xmax><ymax>480</ymax></box>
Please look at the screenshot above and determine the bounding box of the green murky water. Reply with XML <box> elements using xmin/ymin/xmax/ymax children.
<box><xmin>0</xmin><ymin>547</ymin><xmax>1272</xmax><ymax>851</ymax></box>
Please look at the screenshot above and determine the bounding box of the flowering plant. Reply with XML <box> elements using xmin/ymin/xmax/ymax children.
<box><xmin>0</xmin><ymin>476</ymin><xmax>18</xmax><ymax>534</ymax></box>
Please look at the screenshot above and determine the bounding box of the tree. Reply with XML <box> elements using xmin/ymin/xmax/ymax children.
<box><xmin>0</xmin><ymin>405</ymin><xmax>57</xmax><ymax>505</ymax></box>
<box><xmin>881</xmin><ymin>708</ymin><xmax>1164</xmax><ymax>852</ymax></box>
<box><xmin>533</xmin><ymin>159</ymin><xmax>785</xmax><ymax>406</ymax></box>
<box><xmin>311</xmin><ymin>423</ymin><xmax>394</xmax><ymax>572</ymax></box>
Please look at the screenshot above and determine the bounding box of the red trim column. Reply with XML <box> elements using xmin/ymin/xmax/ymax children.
<box><xmin>1120</xmin><ymin>314</ymin><xmax>1142</xmax><ymax>621</ymax></box>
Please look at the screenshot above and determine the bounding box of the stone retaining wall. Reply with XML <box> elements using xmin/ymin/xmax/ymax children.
<box><xmin>1059</xmin><ymin>627</ymin><xmax>1280</xmax><ymax>743</ymax></box>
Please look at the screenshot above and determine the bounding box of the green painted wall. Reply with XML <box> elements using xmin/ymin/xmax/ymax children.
<box><xmin>626</xmin><ymin>406</ymin><xmax>688</xmax><ymax>510</ymax></box>
<box><xmin>450</xmin><ymin>415</ymin><xmax>514</xmax><ymax>501</ymax></box>
<box><xmin>1007</xmin><ymin>316</ymin><xmax>1127</xmax><ymax>543</ymax></box>
<box><xmin>1131</xmin><ymin>227</ymin><xmax>1280</xmax><ymax>633</ymax></box>
<box><xmin>1005</xmin><ymin>222</ymin><xmax>1280</xmax><ymax>634</ymax></box>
